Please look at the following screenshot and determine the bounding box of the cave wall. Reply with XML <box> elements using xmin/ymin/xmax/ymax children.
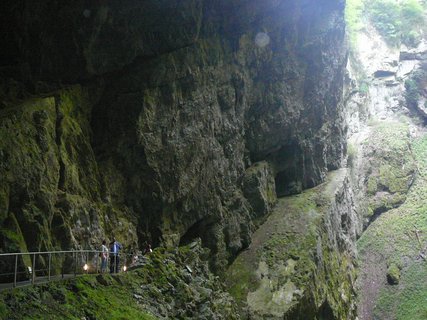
<box><xmin>0</xmin><ymin>0</ymin><xmax>347</xmax><ymax>271</ymax></box>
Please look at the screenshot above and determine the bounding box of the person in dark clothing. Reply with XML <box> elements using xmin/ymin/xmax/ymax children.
<box><xmin>144</xmin><ymin>243</ymin><xmax>152</xmax><ymax>255</ymax></box>
<box><xmin>110</xmin><ymin>238</ymin><xmax>122</xmax><ymax>273</ymax></box>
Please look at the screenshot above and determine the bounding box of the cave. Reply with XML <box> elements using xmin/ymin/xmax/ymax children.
<box><xmin>1</xmin><ymin>0</ymin><xmax>427</xmax><ymax>319</ymax></box>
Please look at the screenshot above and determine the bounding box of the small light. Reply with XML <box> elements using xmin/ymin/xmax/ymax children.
<box><xmin>83</xmin><ymin>264</ymin><xmax>89</xmax><ymax>271</ymax></box>
<box><xmin>123</xmin><ymin>265</ymin><xmax>127</xmax><ymax>272</ymax></box>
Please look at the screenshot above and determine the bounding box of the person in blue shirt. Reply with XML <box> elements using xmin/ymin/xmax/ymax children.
<box><xmin>109</xmin><ymin>238</ymin><xmax>122</xmax><ymax>273</ymax></box>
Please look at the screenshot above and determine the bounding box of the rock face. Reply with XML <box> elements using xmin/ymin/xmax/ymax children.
<box><xmin>345</xmin><ymin>10</ymin><xmax>427</xmax><ymax>320</ymax></box>
<box><xmin>0</xmin><ymin>0</ymin><xmax>347</xmax><ymax>276</ymax></box>
<box><xmin>226</xmin><ymin>169</ymin><xmax>359</xmax><ymax>319</ymax></box>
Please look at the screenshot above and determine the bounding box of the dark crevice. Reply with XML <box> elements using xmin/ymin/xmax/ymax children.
<box><xmin>363</xmin><ymin>203</ymin><xmax>401</xmax><ymax>232</ymax></box>
<box><xmin>179</xmin><ymin>219</ymin><xmax>208</xmax><ymax>247</ymax></box>
<box><xmin>54</xmin><ymin>95</ymin><xmax>65</xmax><ymax>191</ymax></box>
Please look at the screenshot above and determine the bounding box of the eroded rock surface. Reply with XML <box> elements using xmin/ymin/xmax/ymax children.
<box><xmin>226</xmin><ymin>169</ymin><xmax>359</xmax><ymax>319</ymax></box>
<box><xmin>0</xmin><ymin>0</ymin><xmax>347</xmax><ymax>275</ymax></box>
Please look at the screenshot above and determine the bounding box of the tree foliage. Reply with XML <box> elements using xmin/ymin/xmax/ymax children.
<box><xmin>367</xmin><ymin>0</ymin><xmax>425</xmax><ymax>46</ymax></box>
<box><xmin>346</xmin><ymin>0</ymin><xmax>427</xmax><ymax>48</ymax></box>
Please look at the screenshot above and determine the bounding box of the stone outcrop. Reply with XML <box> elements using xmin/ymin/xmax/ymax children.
<box><xmin>0</xmin><ymin>0</ymin><xmax>347</xmax><ymax>277</ymax></box>
<box><xmin>226</xmin><ymin>169</ymin><xmax>359</xmax><ymax>319</ymax></box>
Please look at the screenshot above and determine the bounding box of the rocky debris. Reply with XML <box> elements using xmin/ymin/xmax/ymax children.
<box><xmin>396</xmin><ymin>60</ymin><xmax>417</xmax><ymax>79</ymax></box>
<box><xmin>386</xmin><ymin>263</ymin><xmax>400</xmax><ymax>285</ymax></box>
<box><xmin>400</xmin><ymin>41</ymin><xmax>427</xmax><ymax>61</ymax></box>
<box><xmin>373</xmin><ymin>58</ymin><xmax>399</xmax><ymax>78</ymax></box>
<box><xmin>0</xmin><ymin>241</ymin><xmax>241</xmax><ymax>320</ymax></box>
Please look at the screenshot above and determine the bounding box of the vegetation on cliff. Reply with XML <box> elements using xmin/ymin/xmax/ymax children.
<box><xmin>346</xmin><ymin>0</ymin><xmax>427</xmax><ymax>48</ymax></box>
<box><xmin>357</xmin><ymin>121</ymin><xmax>427</xmax><ymax>320</ymax></box>
<box><xmin>0</xmin><ymin>242</ymin><xmax>239</xmax><ymax>320</ymax></box>
<box><xmin>226</xmin><ymin>170</ymin><xmax>357</xmax><ymax>319</ymax></box>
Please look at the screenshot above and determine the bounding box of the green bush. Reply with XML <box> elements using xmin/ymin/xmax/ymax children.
<box><xmin>359</xmin><ymin>81</ymin><xmax>369</xmax><ymax>94</ymax></box>
<box><xmin>351</xmin><ymin>0</ymin><xmax>427</xmax><ymax>47</ymax></box>
<box><xmin>347</xmin><ymin>143</ymin><xmax>357</xmax><ymax>168</ymax></box>
<box><xmin>401</xmin><ymin>0</ymin><xmax>425</xmax><ymax>46</ymax></box>
<box><xmin>345</xmin><ymin>0</ymin><xmax>365</xmax><ymax>48</ymax></box>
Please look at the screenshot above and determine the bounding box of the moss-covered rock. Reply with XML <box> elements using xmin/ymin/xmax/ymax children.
<box><xmin>357</xmin><ymin>132</ymin><xmax>427</xmax><ymax>320</ymax></box>
<box><xmin>0</xmin><ymin>86</ymin><xmax>138</xmax><ymax>256</ymax></box>
<box><xmin>0</xmin><ymin>242</ymin><xmax>239</xmax><ymax>320</ymax></box>
<box><xmin>0</xmin><ymin>0</ymin><xmax>348</xmax><ymax>278</ymax></box>
<box><xmin>226</xmin><ymin>169</ymin><xmax>358</xmax><ymax>319</ymax></box>
<box><xmin>360</xmin><ymin>121</ymin><xmax>416</xmax><ymax>224</ymax></box>
<box><xmin>242</xmin><ymin>161</ymin><xmax>277</xmax><ymax>221</ymax></box>
<box><xmin>386</xmin><ymin>263</ymin><xmax>401</xmax><ymax>285</ymax></box>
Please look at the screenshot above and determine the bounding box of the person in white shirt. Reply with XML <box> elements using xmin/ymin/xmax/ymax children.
<box><xmin>101</xmin><ymin>240</ymin><xmax>109</xmax><ymax>273</ymax></box>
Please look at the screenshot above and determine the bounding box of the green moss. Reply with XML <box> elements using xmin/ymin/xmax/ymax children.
<box><xmin>1</xmin><ymin>213</ymin><xmax>31</xmax><ymax>265</ymax></box>
<box><xmin>1</xmin><ymin>245</ymin><xmax>239</xmax><ymax>319</ymax></box>
<box><xmin>0</xmin><ymin>186</ymin><xmax>9</xmax><ymax>223</ymax></box>
<box><xmin>374</xmin><ymin>262</ymin><xmax>427</xmax><ymax>320</ymax></box>
<box><xmin>226</xmin><ymin>258</ymin><xmax>258</xmax><ymax>304</ymax></box>
<box><xmin>386</xmin><ymin>263</ymin><xmax>400</xmax><ymax>285</ymax></box>
<box><xmin>347</xmin><ymin>142</ymin><xmax>357</xmax><ymax>168</ymax></box>
<box><xmin>57</xmin><ymin>87</ymin><xmax>101</xmax><ymax>198</ymax></box>
<box><xmin>345</xmin><ymin>0</ymin><xmax>365</xmax><ymax>49</ymax></box>
<box><xmin>0</xmin><ymin>300</ymin><xmax>8</xmax><ymax>319</ymax></box>
<box><xmin>366</xmin><ymin>177</ymin><xmax>378</xmax><ymax>195</ymax></box>
<box><xmin>226</xmin><ymin>170</ymin><xmax>356</xmax><ymax>318</ymax></box>
<box><xmin>361</xmin><ymin>121</ymin><xmax>415</xmax><ymax>219</ymax></box>
<box><xmin>358</xmin><ymin>133</ymin><xmax>427</xmax><ymax>319</ymax></box>
<box><xmin>61</xmin><ymin>276</ymin><xmax>156</xmax><ymax>320</ymax></box>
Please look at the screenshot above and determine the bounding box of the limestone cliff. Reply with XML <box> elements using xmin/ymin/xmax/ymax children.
<box><xmin>0</xmin><ymin>0</ymin><xmax>347</xmax><ymax>276</ymax></box>
<box><xmin>226</xmin><ymin>169</ymin><xmax>359</xmax><ymax>319</ymax></box>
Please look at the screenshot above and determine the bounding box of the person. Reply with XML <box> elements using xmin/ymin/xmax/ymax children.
<box><xmin>110</xmin><ymin>238</ymin><xmax>122</xmax><ymax>273</ymax></box>
<box><xmin>109</xmin><ymin>241</ymin><xmax>115</xmax><ymax>273</ymax></box>
<box><xmin>144</xmin><ymin>243</ymin><xmax>152</xmax><ymax>255</ymax></box>
<box><xmin>100</xmin><ymin>240</ymin><xmax>109</xmax><ymax>273</ymax></box>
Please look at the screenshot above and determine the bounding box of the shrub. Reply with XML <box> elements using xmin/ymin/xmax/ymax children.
<box><xmin>345</xmin><ymin>0</ymin><xmax>365</xmax><ymax>48</ymax></box>
<box><xmin>362</xmin><ymin>0</ymin><xmax>426</xmax><ymax>47</ymax></box>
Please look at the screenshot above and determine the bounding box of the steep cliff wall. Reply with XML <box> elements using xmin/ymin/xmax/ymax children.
<box><xmin>226</xmin><ymin>169</ymin><xmax>359</xmax><ymax>319</ymax></box>
<box><xmin>0</xmin><ymin>0</ymin><xmax>347</xmax><ymax>273</ymax></box>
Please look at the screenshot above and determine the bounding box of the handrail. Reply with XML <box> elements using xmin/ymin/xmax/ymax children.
<box><xmin>0</xmin><ymin>250</ymin><xmax>110</xmax><ymax>257</ymax></box>
<box><xmin>0</xmin><ymin>249</ymin><xmax>139</xmax><ymax>289</ymax></box>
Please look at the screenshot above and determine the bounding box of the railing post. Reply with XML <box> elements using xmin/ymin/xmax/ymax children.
<box><xmin>95</xmin><ymin>251</ymin><xmax>98</xmax><ymax>273</ymax></box>
<box><xmin>73</xmin><ymin>251</ymin><xmax>76</xmax><ymax>277</ymax></box>
<box><xmin>48</xmin><ymin>253</ymin><xmax>51</xmax><ymax>281</ymax></box>
<box><xmin>61</xmin><ymin>252</ymin><xmax>64</xmax><ymax>279</ymax></box>
<box><xmin>32</xmin><ymin>253</ymin><xmax>36</xmax><ymax>285</ymax></box>
<box><xmin>13</xmin><ymin>254</ymin><xmax>18</xmax><ymax>288</ymax></box>
<box><xmin>114</xmin><ymin>254</ymin><xmax>117</xmax><ymax>274</ymax></box>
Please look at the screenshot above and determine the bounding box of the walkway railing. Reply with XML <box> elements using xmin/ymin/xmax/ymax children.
<box><xmin>0</xmin><ymin>250</ymin><xmax>136</xmax><ymax>289</ymax></box>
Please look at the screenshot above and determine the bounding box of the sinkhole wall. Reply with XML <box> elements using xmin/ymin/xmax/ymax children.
<box><xmin>0</xmin><ymin>0</ymin><xmax>347</xmax><ymax>273</ymax></box>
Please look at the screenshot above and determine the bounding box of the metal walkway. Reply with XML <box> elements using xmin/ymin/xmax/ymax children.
<box><xmin>0</xmin><ymin>250</ymin><xmax>134</xmax><ymax>290</ymax></box>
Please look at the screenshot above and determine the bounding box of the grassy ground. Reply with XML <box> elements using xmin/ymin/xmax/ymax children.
<box><xmin>357</xmin><ymin>124</ymin><xmax>427</xmax><ymax>320</ymax></box>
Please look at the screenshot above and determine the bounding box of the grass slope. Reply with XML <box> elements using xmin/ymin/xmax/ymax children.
<box><xmin>357</xmin><ymin>124</ymin><xmax>427</xmax><ymax>320</ymax></box>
